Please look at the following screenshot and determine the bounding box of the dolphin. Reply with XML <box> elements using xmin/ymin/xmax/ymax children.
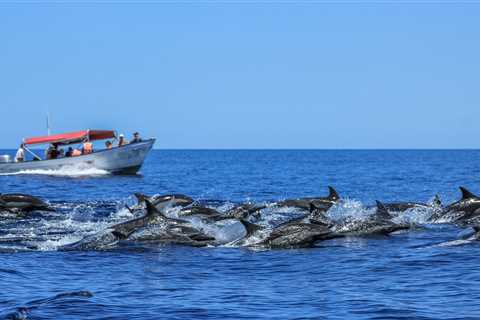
<box><xmin>261</xmin><ymin>222</ymin><xmax>340</xmax><ymax>249</ymax></box>
<box><xmin>236</xmin><ymin>218</ymin><xmax>340</xmax><ymax>249</ymax></box>
<box><xmin>134</xmin><ymin>193</ymin><xmax>194</xmax><ymax>209</ymax></box>
<box><xmin>439</xmin><ymin>187</ymin><xmax>480</xmax><ymax>223</ymax></box>
<box><xmin>60</xmin><ymin>198</ymin><xmax>177</xmax><ymax>251</ymax></box>
<box><xmin>179</xmin><ymin>206</ymin><xmax>223</xmax><ymax>219</ymax></box>
<box><xmin>308</xmin><ymin>203</ymin><xmax>335</xmax><ymax>226</ymax></box>
<box><xmin>337</xmin><ymin>201</ymin><xmax>410</xmax><ymax>236</ymax></box>
<box><xmin>129</xmin><ymin>201</ymin><xmax>216</xmax><ymax>246</ymax></box>
<box><xmin>223</xmin><ymin>203</ymin><xmax>266</xmax><ymax>220</ymax></box>
<box><xmin>277</xmin><ymin>186</ymin><xmax>340</xmax><ymax>211</ymax></box>
<box><xmin>371</xmin><ymin>195</ymin><xmax>442</xmax><ymax>213</ymax></box>
<box><xmin>0</xmin><ymin>193</ymin><xmax>54</xmax><ymax>213</ymax></box>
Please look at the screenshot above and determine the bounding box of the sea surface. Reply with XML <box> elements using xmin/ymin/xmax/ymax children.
<box><xmin>1</xmin><ymin>150</ymin><xmax>480</xmax><ymax>319</ymax></box>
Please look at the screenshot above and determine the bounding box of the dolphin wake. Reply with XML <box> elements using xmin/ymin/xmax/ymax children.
<box><xmin>0</xmin><ymin>165</ymin><xmax>110</xmax><ymax>177</ymax></box>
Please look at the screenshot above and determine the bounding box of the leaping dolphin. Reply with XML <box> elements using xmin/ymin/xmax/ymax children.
<box><xmin>0</xmin><ymin>193</ymin><xmax>54</xmax><ymax>213</ymax></box>
<box><xmin>375</xmin><ymin>195</ymin><xmax>442</xmax><ymax>213</ymax></box>
<box><xmin>60</xmin><ymin>198</ymin><xmax>177</xmax><ymax>251</ymax></box>
<box><xmin>335</xmin><ymin>201</ymin><xmax>410</xmax><ymax>236</ymax></box>
<box><xmin>437</xmin><ymin>187</ymin><xmax>480</xmax><ymax>223</ymax></box>
<box><xmin>235</xmin><ymin>217</ymin><xmax>340</xmax><ymax>249</ymax></box>
<box><xmin>134</xmin><ymin>193</ymin><xmax>194</xmax><ymax>209</ymax></box>
<box><xmin>277</xmin><ymin>186</ymin><xmax>340</xmax><ymax>211</ymax></box>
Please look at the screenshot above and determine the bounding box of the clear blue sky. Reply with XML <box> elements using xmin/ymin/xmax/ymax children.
<box><xmin>1</xmin><ymin>2</ymin><xmax>479</xmax><ymax>149</ymax></box>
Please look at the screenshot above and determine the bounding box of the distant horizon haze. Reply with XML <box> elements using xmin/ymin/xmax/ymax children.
<box><xmin>1</xmin><ymin>3</ymin><xmax>479</xmax><ymax>149</ymax></box>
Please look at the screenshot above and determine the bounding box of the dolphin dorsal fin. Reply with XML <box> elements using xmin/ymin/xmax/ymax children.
<box><xmin>328</xmin><ymin>186</ymin><xmax>340</xmax><ymax>201</ymax></box>
<box><xmin>460</xmin><ymin>187</ymin><xmax>478</xmax><ymax>200</ymax></box>
<box><xmin>375</xmin><ymin>201</ymin><xmax>392</xmax><ymax>220</ymax></box>
<box><xmin>239</xmin><ymin>219</ymin><xmax>264</xmax><ymax>237</ymax></box>
<box><xmin>145</xmin><ymin>200</ymin><xmax>168</xmax><ymax>220</ymax></box>
<box><xmin>134</xmin><ymin>193</ymin><xmax>149</xmax><ymax>204</ymax></box>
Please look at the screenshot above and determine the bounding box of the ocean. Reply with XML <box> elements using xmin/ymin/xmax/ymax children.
<box><xmin>1</xmin><ymin>150</ymin><xmax>480</xmax><ymax>319</ymax></box>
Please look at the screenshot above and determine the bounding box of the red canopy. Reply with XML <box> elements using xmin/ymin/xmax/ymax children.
<box><xmin>23</xmin><ymin>130</ymin><xmax>116</xmax><ymax>146</ymax></box>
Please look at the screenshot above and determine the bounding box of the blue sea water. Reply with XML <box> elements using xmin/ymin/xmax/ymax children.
<box><xmin>1</xmin><ymin>150</ymin><xmax>480</xmax><ymax>319</ymax></box>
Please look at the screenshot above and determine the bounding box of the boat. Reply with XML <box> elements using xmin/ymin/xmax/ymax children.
<box><xmin>0</xmin><ymin>130</ymin><xmax>155</xmax><ymax>175</ymax></box>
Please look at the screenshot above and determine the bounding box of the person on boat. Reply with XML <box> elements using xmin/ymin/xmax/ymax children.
<box><xmin>15</xmin><ymin>144</ymin><xmax>25</xmax><ymax>162</ymax></box>
<box><xmin>82</xmin><ymin>141</ymin><xmax>93</xmax><ymax>154</ymax></box>
<box><xmin>105</xmin><ymin>141</ymin><xmax>113</xmax><ymax>149</ymax></box>
<box><xmin>118</xmin><ymin>134</ymin><xmax>128</xmax><ymax>147</ymax></box>
<box><xmin>72</xmin><ymin>148</ymin><xmax>82</xmax><ymax>157</ymax></box>
<box><xmin>130</xmin><ymin>132</ymin><xmax>142</xmax><ymax>144</ymax></box>
<box><xmin>46</xmin><ymin>144</ymin><xmax>59</xmax><ymax>160</ymax></box>
<box><xmin>65</xmin><ymin>147</ymin><xmax>74</xmax><ymax>157</ymax></box>
<box><xmin>58</xmin><ymin>149</ymin><xmax>65</xmax><ymax>158</ymax></box>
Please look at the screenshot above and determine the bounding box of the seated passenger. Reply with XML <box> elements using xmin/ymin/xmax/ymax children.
<box><xmin>46</xmin><ymin>144</ymin><xmax>59</xmax><ymax>160</ymax></box>
<box><xmin>82</xmin><ymin>141</ymin><xmax>93</xmax><ymax>154</ymax></box>
<box><xmin>118</xmin><ymin>134</ymin><xmax>128</xmax><ymax>147</ymax></box>
<box><xmin>105</xmin><ymin>141</ymin><xmax>113</xmax><ymax>149</ymax></box>
<box><xmin>65</xmin><ymin>147</ymin><xmax>74</xmax><ymax>157</ymax></box>
<box><xmin>15</xmin><ymin>144</ymin><xmax>25</xmax><ymax>162</ymax></box>
<box><xmin>45</xmin><ymin>145</ymin><xmax>53</xmax><ymax>159</ymax></box>
<box><xmin>130</xmin><ymin>132</ymin><xmax>142</xmax><ymax>144</ymax></box>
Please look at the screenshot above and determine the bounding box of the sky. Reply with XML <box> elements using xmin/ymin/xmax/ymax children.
<box><xmin>1</xmin><ymin>2</ymin><xmax>479</xmax><ymax>149</ymax></box>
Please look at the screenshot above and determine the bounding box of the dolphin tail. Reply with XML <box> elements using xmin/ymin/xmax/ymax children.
<box><xmin>328</xmin><ymin>186</ymin><xmax>340</xmax><ymax>201</ymax></box>
<box><xmin>239</xmin><ymin>219</ymin><xmax>264</xmax><ymax>237</ymax></box>
<box><xmin>459</xmin><ymin>187</ymin><xmax>478</xmax><ymax>200</ymax></box>
<box><xmin>375</xmin><ymin>201</ymin><xmax>392</xmax><ymax>220</ymax></box>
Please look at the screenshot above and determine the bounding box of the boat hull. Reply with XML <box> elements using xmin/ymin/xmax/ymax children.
<box><xmin>0</xmin><ymin>139</ymin><xmax>155</xmax><ymax>175</ymax></box>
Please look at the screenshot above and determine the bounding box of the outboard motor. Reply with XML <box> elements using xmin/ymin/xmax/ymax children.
<box><xmin>0</xmin><ymin>155</ymin><xmax>12</xmax><ymax>163</ymax></box>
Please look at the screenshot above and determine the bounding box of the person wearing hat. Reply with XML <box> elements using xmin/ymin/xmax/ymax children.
<box><xmin>130</xmin><ymin>132</ymin><xmax>142</xmax><ymax>144</ymax></box>
<box><xmin>118</xmin><ymin>134</ymin><xmax>128</xmax><ymax>147</ymax></box>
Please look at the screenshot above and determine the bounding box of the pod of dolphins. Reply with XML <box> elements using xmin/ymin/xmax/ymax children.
<box><xmin>3</xmin><ymin>186</ymin><xmax>480</xmax><ymax>250</ymax></box>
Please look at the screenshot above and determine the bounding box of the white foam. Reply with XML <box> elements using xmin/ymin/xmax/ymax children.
<box><xmin>0</xmin><ymin>165</ymin><xmax>110</xmax><ymax>177</ymax></box>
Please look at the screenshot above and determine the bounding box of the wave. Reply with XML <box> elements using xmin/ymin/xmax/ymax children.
<box><xmin>0</xmin><ymin>166</ymin><xmax>110</xmax><ymax>177</ymax></box>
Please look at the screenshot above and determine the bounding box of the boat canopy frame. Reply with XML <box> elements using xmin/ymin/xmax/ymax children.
<box><xmin>23</xmin><ymin>130</ymin><xmax>117</xmax><ymax>146</ymax></box>
<box><xmin>21</xmin><ymin>130</ymin><xmax>118</xmax><ymax>161</ymax></box>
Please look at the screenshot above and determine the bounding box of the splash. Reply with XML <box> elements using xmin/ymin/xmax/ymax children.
<box><xmin>326</xmin><ymin>199</ymin><xmax>373</xmax><ymax>223</ymax></box>
<box><xmin>0</xmin><ymin>164</ymin><xmax>110</xmax><ymax>177</ymax></box>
